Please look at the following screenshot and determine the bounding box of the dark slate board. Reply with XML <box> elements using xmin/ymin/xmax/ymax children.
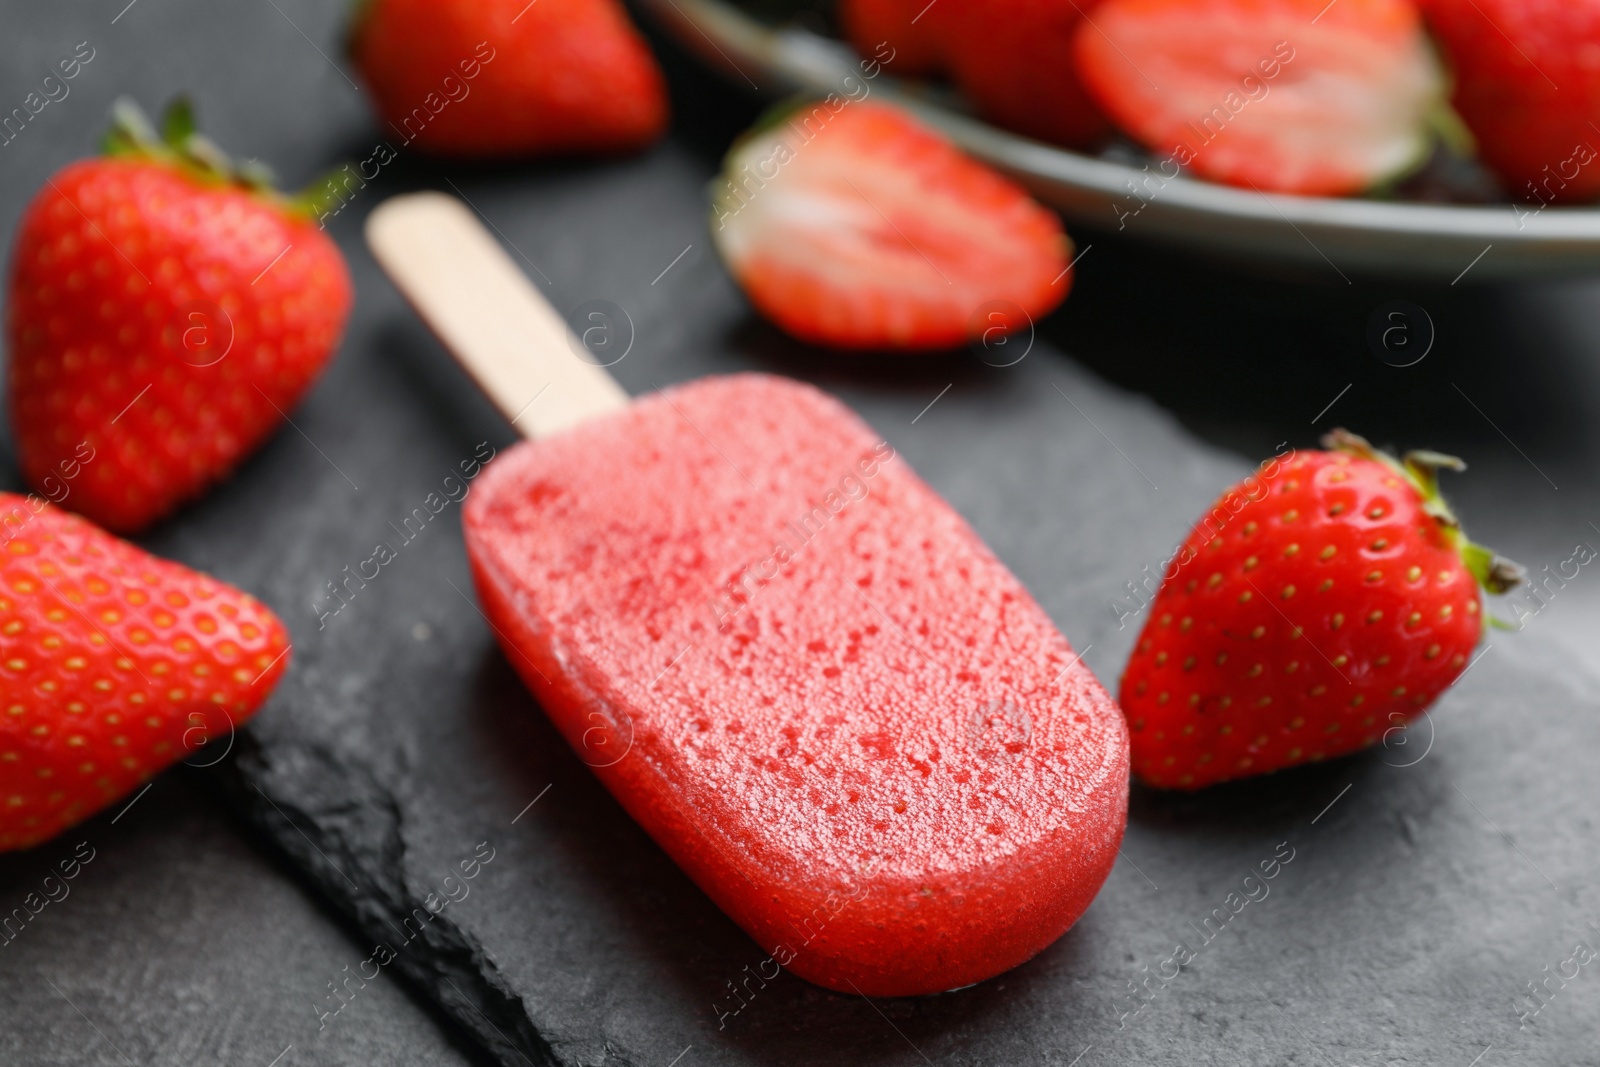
<box><xmin>0</xmin><ymin>772</ymin><xmax>488</xmax><ymax>1067</ymax></box>
<box><xmin>200</xmin><ymin>142</ymin><xmax>1600</xmax><ymax>1067</ymax></box>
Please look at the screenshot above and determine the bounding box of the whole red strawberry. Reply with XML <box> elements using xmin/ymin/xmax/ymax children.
<box><xmin>1120</xmin><ymin>432</ymin><xmax>1521</xmax><ymax>790</ymax></box>
<box><xmin>0</xmin><ymin>495</ymin><xmax>291</xmax><ymax>851</ymax></box>
<box><xmin>1421</xmin><ymin>0</ymin><xmax>1600</xmax><ymax>205</ymax></box>
<box><xmin>941</xmin><ymin>0</ymin><xmax>1113</xmax><ymax>149</ymax></box>
<box><xmin>350</xmin><ymin>0</ymin><xmax>668</xmax><ymax>157</ymax></box>
<box><xmin>7</xmin><ymin>99</ymin><xmax>353</xmax><ymax>534</ymax></box>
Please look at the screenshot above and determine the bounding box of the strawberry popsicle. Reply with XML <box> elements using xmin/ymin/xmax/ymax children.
<box><xmin>368</xmin><ymin>194</ymin><xmax>1129</xmax><ymax>997</ymax></box>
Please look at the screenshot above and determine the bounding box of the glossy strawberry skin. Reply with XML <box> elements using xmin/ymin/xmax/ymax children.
<box><xmin>7</xmin><ymin>158</ymin><xmax>352</xmax><ymax>533</ymax></box>
<box><xmin>351</xmin><ymin>0</ymin><xmax>667</xmax><ymax>157</ymax></box>
<box><xmin>1422</xmin><ymin>0</ymin><xmax>1600</xmax><ymax>204</ymax></box>
<box><xmin>1120</xmin><ymin>449</ymin><xmax>1483</xmax><ymax>790</ymax></box>
<box><xmin>0</xmin><ymin>496</ymin><xmax>290</xmax><ymax>851</ymax></box>
<box><xmin>942</xmin><ymin>0</ymin><xmax>1112</xmax><ymax>149</ymax></box>
<box><xmin>711</xmin><ymin>102</ymin><xmax>1072</xmax><ymax>350</ymax></box>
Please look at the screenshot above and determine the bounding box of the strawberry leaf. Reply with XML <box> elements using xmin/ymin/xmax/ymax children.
<box><xmin>104</xmin><ymin>96</ymin><xmax>160</xmax><ymax>158</ymax></box>
<box><xmin>98</xmin><ymin>96</ymin><xmax>299</xmax><ymax>208</ymax></box>
<box><xmin>1462</xmin><ymin>541</ymin><xmax>1525</xmax><ymax>595</ymax></box>
<box><xmin>161</xmin><ymin>96</ymin><xmax>197</xmax><ymax>151</ymax></box>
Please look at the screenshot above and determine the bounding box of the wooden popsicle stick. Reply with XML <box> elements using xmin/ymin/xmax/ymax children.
<box><xmin>365</xmin><ymin>192</ymin><xmax>631</xmax><ymax>440</ymax></box>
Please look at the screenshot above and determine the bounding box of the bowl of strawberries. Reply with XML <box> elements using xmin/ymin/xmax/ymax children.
<box><xmin>641</xmin><ymin>0</ymin><xmax>1600</xmax><ymax>279</ymax></box>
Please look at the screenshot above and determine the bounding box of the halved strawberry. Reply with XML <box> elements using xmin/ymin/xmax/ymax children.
<box><xmin>1074</xmin><ymin>0</ymin><xmax>1445</xmax><ymax>196</ymax></box>
<box><xmin>709</xmin><ymin>102</ymin><xmax>1072</xmax><ymax>350</ymax></box>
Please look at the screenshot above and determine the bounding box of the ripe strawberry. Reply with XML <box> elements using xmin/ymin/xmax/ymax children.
<box><xmin>1119</xmin><ymin>431</ymin><xmax>1521</xmax><ymax>790</ymax></box>
<box><xmin>839</xmin><ymin>0</ymin><xmax>947</xmax><ymax>76</ymax></box>
<box><xmin>1420</xmin><ymin>0</ymin><xmax>1600</xmax><ymax>205</ymax></box>
<box><xmin>0</xmin><ymin>495</ymin><xmax>291</xmax><ymax>851</ymax></box>
<box><xmin>7</xmin><ymin>99</ymin><xmax>352</xmax><ymax>534</ymax></box>
<box><xmin>942</xmin><ymin>0</ymin><xmax>1113</xmax><ymax>149</ymax></box>
<box><xmin>1074</xmin><ymin>0</ymin><xmax>1445</xmax><ymax>196</ymax></box>
<box><xmin>710</xmin><ymin>101</ymin><xmax>1073</xmax><ymax>350</ymax></box>
<box><xmin>350</xmin><ymin>0</ymin><xmax>667</xmax><ymax>157</ymax></box>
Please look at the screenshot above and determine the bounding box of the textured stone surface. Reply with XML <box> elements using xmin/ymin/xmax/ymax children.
<box><xmin>0</xmin><ymin>772</ymin><xmax>488</xmax><ymax>1067</ymax></box>
<box><xmin>213</xmin><ymin>151</ymin><xmax>1600</xmax><ymax>1063</ymax></box>
<box><xmin>216</xmin><ymin>285</ymin><xmax>1600</xmax><ymax>1067</ymax></box>
<box><xmin>5</xmin><ymin>2</ymin><xmax>1600</xmax><ymax>1067</ymax></box>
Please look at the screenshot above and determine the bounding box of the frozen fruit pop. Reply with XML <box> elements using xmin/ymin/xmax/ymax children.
<box><xmin>366</xmin><ymin>193</ymin><xmax>1129</xmax><ymax>997</ymax></box>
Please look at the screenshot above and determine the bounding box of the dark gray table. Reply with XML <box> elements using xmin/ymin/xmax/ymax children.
<box><xmin>3</xmin><ymin>2</ymin><xmax>1600</xmax><ymax>1066</ymax></box>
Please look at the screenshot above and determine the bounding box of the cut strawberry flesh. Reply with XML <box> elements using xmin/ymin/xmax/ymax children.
<box><xmin>712</xmin><ymin>104</ymin><xmax>1071</xmax><ymax>349</ymax></box>
<box><xmin>1075</xmin><ymin>0</ymin><xmax>1442</xmax><ymax>196</ymax></box>
<box><xmin>463</xmin><ymin>374</ymin><xmax>1128</xmax><ymax>995</ymax></box>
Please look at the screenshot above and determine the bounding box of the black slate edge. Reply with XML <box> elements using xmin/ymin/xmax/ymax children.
<box><xmin>215</xmin><ymin>734</ymin><xmax>566</xmax><ymax>1067</ymax></box>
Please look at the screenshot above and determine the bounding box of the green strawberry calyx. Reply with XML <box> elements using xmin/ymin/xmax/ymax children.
<box><xmin>102</xmin><ymin>97</ymin><xmax>346</xmax><ymax>222</ymax></box>
<box><xmin>1322</xmin><ymin>428</ymin><xmax>1524</xmax><ymax>597</ymax></box>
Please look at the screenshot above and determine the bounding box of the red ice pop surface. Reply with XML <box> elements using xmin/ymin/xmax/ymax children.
<box><xmin>463</xmin><ymin>374</ymin><xmax>1128</xmax><ymax>995</ymax></box>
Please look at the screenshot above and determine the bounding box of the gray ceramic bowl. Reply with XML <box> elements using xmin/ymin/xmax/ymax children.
<box><xmin>640</xmin><ymin>0</ymin><xmax>1600</xmax><ymax>281</ymax></box>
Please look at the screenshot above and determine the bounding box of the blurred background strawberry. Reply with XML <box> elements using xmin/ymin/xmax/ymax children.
<box><xmin>350</xmin><ymin>0</ymin><xmax>669</xmax><ymax>157</ymax></box>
